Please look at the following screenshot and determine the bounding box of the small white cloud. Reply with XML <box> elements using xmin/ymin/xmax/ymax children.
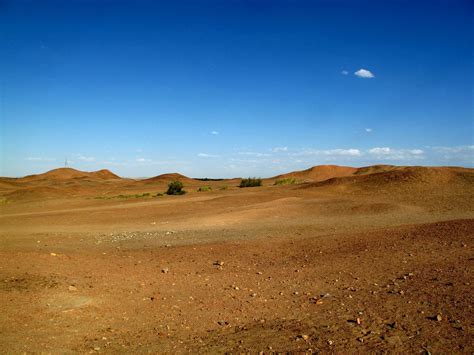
<box><xmin>369</xmin><ymin>147</ymin><xmax>391</xmax><ymax>155</ymax></box>
<box><xmin>136</xmin><ymin>158</ymin><xmax>151</xmax><ymax>163</ymax></box>
<box><xmin>237</xmin><ymin>151</ymin><xmax>271</xmax><ymax>157</ymax></box>
<box><xmin>271</xmin><ymin>147</ymin><xmax>288</xmax><ymax>153</ymax></box>
<box><xmin>324</xmin><ymin>148</ymin><xmax>361</xmax><ymax>156</ymax></box>
<box><xmin>368</xmin><ymin>147</ymin><xmax>424</xmax><ymax>160</ymax></box>
<box><xmin>355</xmin><ymin>69</ymin><xmax>375</xmax><ymax>78</ymax></box>
<box><xmin>77</xmin><ymin>155</ymin><xmax>95</xmax><ymax>162</ymax></box>
<box><xmin>211</xmin><ymin>131</ymin><xmax>219</xmax><ymax>135</ymax></box>
<box><xmin>25</xmin><ymin>157</ymin><xmax>55</xmax><ymax>162</ymax></box>
<box><xmin>341</xmin><ymin>70</ymin><xmax>349</xmax><ymax>75</ymax></box>
<box><xmin>365</xmin><ymin>128</ymin><xmax>373</xmax><ymax>133</ymax></box>
<box><xmin>198</xmin><ymin>153</ymin><xmax>220</xmax><ymax>158</ymax></box>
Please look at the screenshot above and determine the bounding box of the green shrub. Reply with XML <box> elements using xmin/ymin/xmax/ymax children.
<box><xmin>274</xmin><ymin>177</ymin><xmax>297</xmax><ymax>186</ymax></box>
<box><xmin>166</xmin><ymin>181</ymin><xmax>185</xmax><ymax>195</ymax></box>
<box><xmin>155</xmin><ymin>192</ymin><xmax>164</xmax><ymax>197</ymax></box>
<box><xmin>239</xmin><ymin>177</ymin><xmax>262</xmax><ymax>188</ymax></box>
<box><xmin>198</xmin><ymin>186</ymin><xmax>212</xmax><ymax>192</ymax></box>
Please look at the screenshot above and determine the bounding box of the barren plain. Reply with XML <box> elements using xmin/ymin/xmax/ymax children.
<box><xmin>0</xmin><ymin>165</ymin><xmax>473</xmax><ymax>353</ymax></box>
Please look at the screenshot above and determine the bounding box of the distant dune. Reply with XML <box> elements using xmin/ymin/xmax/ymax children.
<box><xmin>0</xmin><ymin>165</ymin><xmax>472</xmax><ymax>203</ymax></box>
<box><xmin>19</xmin><ymin>168</ymin><xmax>121</xmax><ymax>182</ymax></box>
<box><xmin>142</xmin><ymin>173</ymin><xmax>196</xmax><ymax>184</ymax></box>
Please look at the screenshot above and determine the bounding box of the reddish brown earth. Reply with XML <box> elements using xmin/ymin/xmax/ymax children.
<box><xmin>0</xmin><ymin>165</ymin><xmax>473</xmax><ymax>353</ymax></box>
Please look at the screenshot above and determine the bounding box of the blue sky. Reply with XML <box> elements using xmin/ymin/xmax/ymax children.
<box><xmin>1</xmin><ymin>0</ymin><xmax>473</xmax><ymax>178</ymax></box>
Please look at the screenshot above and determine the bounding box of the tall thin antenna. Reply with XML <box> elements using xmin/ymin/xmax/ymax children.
<box><xmin>65</xmin><ymin>157</ymin><xmax>68</xmax><ymax>167</ymax></box>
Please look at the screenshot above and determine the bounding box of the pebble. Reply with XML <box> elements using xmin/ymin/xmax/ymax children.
<box><xmin>68</xmin><ymin>285</ymin><xmax>77</xmax><ymax>292</ymax></box>
<box><xmin>161</xmin><ymin>268</ymin><xmax>169</xmax><ymax>274</ymax></box>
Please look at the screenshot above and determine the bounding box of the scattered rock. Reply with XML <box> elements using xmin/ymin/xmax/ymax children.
<box><xmin>68</xmin><ymin>285</ymin><xmax>77</xmax><ymax>292</ymax></box>
<box><xmin>161</xmin><ymin>267</ymin><xmax>169</xmax><ymax>274</ymax></box>
<box><xmin>214</xmin><ymin>261</ymin><xmax>224</xmax><ymax>266</ymax></box>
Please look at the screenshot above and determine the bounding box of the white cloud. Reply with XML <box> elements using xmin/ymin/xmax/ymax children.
<box><xmin>341</xmin><ymin>70</ymin><xmax>349</xmax><ymax>75</ymax></box>
<box><xmin>136</xmin><ymin>158</ymin><xmax>151</xmax><ymax>163</ymax></box>
<box><xmin>271</xmin><ymin>147</ymin><xmax>288</xmax><ymax>153</ymax></box>
<box><xmin>237</xmin><ymin>151</ymin><xmax>271</xmax><ymax>157</ymax></box>
<box><xmin>77</xmin><ymin>155</ymin><xmax>95</xmax><ymax>162</ymax></box>
<box><xmin>365</xmin><ymin>128</ymin><xmax>373</xmax><ymax>133</ymax></box>
<box><xmin>198</xmin><ymin>153</ymin><xmax>220</xmax><ymax>158</ymax></box>
<box><xmin>291</xmin><ymin>148</ymin><xmax>361</xmax><ymax>157</ymax></box>
<box><xmin>324</xmin><ymin>149</ymin><xmax>361</xmax><ymax>156</ymax></box>
<box><xmin>25</xmin><ymin>157</ymin><xmax>55</xmax><ymax>162</ymax></box>
<box><xmin>369</xmin><ymin>147</ymin><xmax>391</xmax><ymax>155</ymax></box>
<box><xmin>432</xmin><ymin>145</ymin><xmax>474</xmax><ymax>154</ymax></box>
<box><xmin>211</xmin><ymin>131</ymin><xmax>219</xmax><ymax>135</ymax></box>
<box><xmin>355</xmin><ymin>69</ymin><xmax>375</xmax><ymax>78</ymax></box>
<box><xmin>368</xmin><ymin>147</ymin><xmax>424</xmax><ymax>160</ymax></box>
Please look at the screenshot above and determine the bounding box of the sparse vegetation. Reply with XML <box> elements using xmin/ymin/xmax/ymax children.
<box><xmin>274</xmin><ymin>177</ymin><xmax>298</xmax><ymax>185</ymax></box>
<box><xmin>166</xmin><ymin>181</ymin><xmax>185</xmax><ymax>195</ymax></box>
<box><xmin>219</xmin><ymin>185</ymin><xmax>228</xmax><ymax>190</ymax></box>
<box><xmin>155</xmin><ymin>192</ymin><xmax>164</xmax><ymax>197</ymax></box>
<box><xmin>239</xmin><ymin>177</ymin><xmax>262</xmax><ymax>188</ymax></box>
<box><xmin>198</xmin><ymin>186</ymin><xmax>212</xmax><ymax>192</ymax></box>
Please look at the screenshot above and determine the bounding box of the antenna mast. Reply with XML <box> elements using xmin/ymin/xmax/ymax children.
<box><xmin>65</xmin><ymin>157</ymin><xmax>68</xmax><ymax>167</ymax></box>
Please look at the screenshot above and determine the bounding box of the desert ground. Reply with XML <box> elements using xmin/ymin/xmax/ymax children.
<box><xmin>0</xmin><ymin>165</ymin><xmax>473</xmax><ymax>353</ymax></box>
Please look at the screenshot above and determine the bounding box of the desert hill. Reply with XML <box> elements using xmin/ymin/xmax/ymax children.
<box><xmin>272</xmin><ymin>165</ymin><xmax>357</xmax><ymax>182</ymax></box>
<box><xmin>142</xmin><ymin>173</ymin><xmax>197</xmax><ymax>184</ymax></box>
<box><xmin>0</xmin><ymin>165</ymin><xmax>473</xmax><ymax>204</ymax></box>
<box><xmin>19</xmin><ymin>168</ymin><xmax>121</xmax><ymax>182</ymax></box>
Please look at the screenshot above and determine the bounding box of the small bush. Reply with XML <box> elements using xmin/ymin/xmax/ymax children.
<box><xmin>198</xmin><ymin>186</ymin><xmax>212</xmax><ymax>192</ymax></box>
<box><xmin>155</xmin><ymin>192</ymin><xmax>164</xmax><ymax>197</ymax></box>
<box><xmin>239</xmin><ymin>177</ymin><xmax>262</xmax><ymax>188</ymax></box>
<box><xmin>166</xmin><ymin>181</ymin><xmax>185</xmax><ymax>195</ymax></box>
<box><xmin>274</xmin><ymin>177</ymin><xmax>297</xmax><ymax>186</ymax></box>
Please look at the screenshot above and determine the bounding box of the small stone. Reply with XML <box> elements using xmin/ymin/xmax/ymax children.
<box><xmin>214</xmin><ymin>261</ymin><xmax>224</xmax><ymax>266</ymax></box>
<box><xmin>256</xmin><ymin>272</ymin><xmax>263</xmax><ymax>275</ymax></box>
<box><xmin>298</xmin><ymin>334</ymin><xmax>309</xmax><ymax>340</ymax></box>
<box><xmin>251</xmin><ymin>293</ymin><xmax>257</xmax><ymax>297</ymax></box>
<box><xmin>68</xmin><ymin>285</ymin><xmax>77</xmax><ymax>292</ymax></box>
<box><xmin>50</xmin><ymin>253</ymin><xmax>57</xmax><ymax>256</ymax></box>
<box><xmin>161</xmin><ymin>268</ymin><xmax>169</xmax><ymax>274</ymax></box>
<box><xmin>356</xmin><ymin>317</ymin><xmax>362</xmax><ymax>325</ymax></box>
<box><xmin>436</xmin><ymin>314</ymin><xmax>442</xmax><ymax>321</ymax></box>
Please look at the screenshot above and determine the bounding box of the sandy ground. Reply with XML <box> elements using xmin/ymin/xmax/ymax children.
<box><xmin>0</xmin><ymin>166</ymin><xmax>473</xmax><ymax>353</ymax></box>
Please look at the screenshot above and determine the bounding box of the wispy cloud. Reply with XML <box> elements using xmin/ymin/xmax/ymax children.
<box><xmin>77</xmin><ymin>155</ymin><xmax>95</xmax><ymax>162</ymax></box>
<box><xmin>365</xmin><ymin>128</ymin><xmax>373</xmax><ymax>133</ymax></box>
<box><xmin>341</xmin><ymin>70</ymin><xmax>349</xmax><ymax>75</ymax></box>
<box><xmin>355</xmin><ymin>68</ymin><xmax>375</xmax><ymax>78</ymax></box>
<box><xmin>25</xmin><ymin>157</ymin><xmax>56</xmax><ymax>162</ymax></box>
<box><xmin>198</xmin><ymin>153</ymin><xmax>220</xmax><ymax>158</ymax></box>
<box><xmin>291</xmin><ymin>148</ymin><xmax>361</xmax><ymax>157</ymax></box>
<box><xmin>271</xmin><ymin>146</ymin><xmax>288</xmax><ymax>153</ymax></box>
<box><xmin>211</xmin><ymin>131</ymin><xmax>219</xmax><ymax>135</ymax></box>
<box><xmin>237</xmin><ymin>151</ymin><xmax>271</xmax><ymax>157</ymax></box>
<box><xmin>136</xmin><ymin>158</ymin><xmax>152</xmax><ymax>163</ymax></box>
<box><xmin>368</xmin><ymin>147</ymin><xmax>424</xmax><ymax>160</ymax></box>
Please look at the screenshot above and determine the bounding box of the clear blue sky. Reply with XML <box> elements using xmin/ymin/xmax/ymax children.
<box><xmin>1</xmin><ymin>0</ymin><xmax>473</xmax><ymax>177</ymax></box>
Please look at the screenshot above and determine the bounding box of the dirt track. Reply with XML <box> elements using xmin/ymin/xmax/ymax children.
<box><xmin>0</xmin><ymin>166</ymin><xmax>473</xmax><ymax>353</ymax></box>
